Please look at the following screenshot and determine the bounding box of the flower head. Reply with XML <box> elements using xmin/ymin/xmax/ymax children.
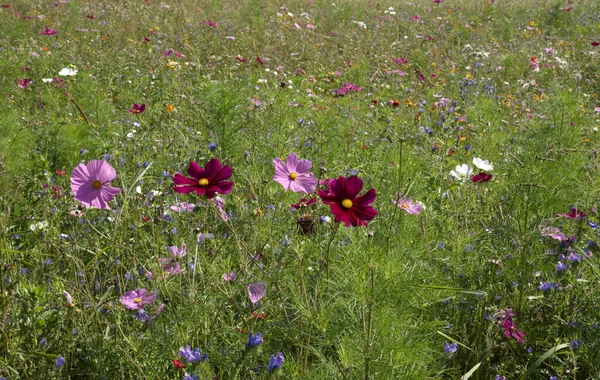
<box><xmin>128</xmin><ymin>103</ymin><xmax>145</xmax><ymax>114</ymax></box>
<box><xmin>55</xmin><ymin>356</ymin><xmax>65</xmax><ymax>367</ymax></box>
<box><xmin>70</xmin><ymin>160</ymin><xmax>121</xmax><ymax>209</ymax></box>
<box><xmin>392</xmin><ymin>193</ymin><xmax>422</xmax><ymax>215</ymax></box>
<box><xmin>119</xmin><ymin>288</ymin><xmax>156</xmax><ymax>310</ymax></box>
<box><xmin>222</xmin><ymin>271</ymin><xmax>237</xmax><ymax>281</ymax></box>
<box><xmin>247</xmin><ymin>332</ymin><xmax>264</xmax><ymax>348</ymax></box>
<box><xmin>541</xmin><ymin>227</ymin><xmax>565</xmax><ymax>241</ymax></box>
<box><xmin>18</xmin><ymin>78</ymin><xmax>32</xmax><ymax>88</ymax></box>
<box><xmin>273</xmin><ymin>153</ymin><xmax>318</xmax><ymax>193</ymax></box>
<box><xmin>557</xmin><ymin>207</ymin><xmax>585</xmax><ymax>220</ymax></box>
<box><xmin>173</xmin><ymin>159</ymin><xmax>233</xmax><ymax>199</ymax></box>
<box><xmin>444</xmin><ymin>342</ymin><xmax>457</xmax><ymax>354</ymax></box>
<box><xmin>167</xmin><ymin>243</ymin><xmax>187</xmax><ymax>257</ymax></box>
<box><xmin>471</xmin><ymin>172</ymin><xmax>493</xmax><ymax>182</ymax></box>
<box><xmin>247</xmin><ymin>282</ymin><xmax>266</xmax><ymax>304</ymax></box>
<box><xmin>501</xmin><ymin>318</ymin><xmax>526</xmax><ymax>344</ymax></box>
<box><xmin>170</xmin><ymin>202</ymin><xmax>196</xmax><ymax>212</ymax></box>
<box><xmin>267</xmin><ymin>352</ymin><xmax>284</xmax><ymax>371</ymax></box>
<box><xmin>179</xmin><ymin>345</ymin><xmax>207</xmax><ymax>363</ymax></box>
<box><xmin>449</xmin><ymin>164</ymin><xmax>473</xmax><ymax>182</ymax></box>
<box><xmin>318</xmin><ymin>176</ymin><xmax>377</xmax><ymax>227</ymax></box>
<box><xmin>41</xmin><ymin>27</ymin><xmax>57</xmax><ymax>36</ymax></box>
<box><xmin>58</xmin><ymin>67</ymin><xmax>77</xmax><ymax>76</ymax></box>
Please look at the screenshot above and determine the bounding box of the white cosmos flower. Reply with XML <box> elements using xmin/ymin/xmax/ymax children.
<box><xmin>450</xmin><ymin>164</ymin><xmax>473</xmax><ymax>182</ymax></box>
<box><xmin>42</xmin><ymin>78</ymin><xmax>54</xmax><ymax>83</ymax></box>
<box><xmin>59</xmin><ymin>67</ymin><xmax>78</xmax><ymax>76</ymax></box>
<box><xmin>472</xmin><ymin>157</ymin><xmax>493</xmax><ymax>171</ymax></box>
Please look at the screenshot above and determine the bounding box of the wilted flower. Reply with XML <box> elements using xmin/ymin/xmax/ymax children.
<box><xmin>318</xmin><ymin>176</ymin><xmax>377</xmax><ymax>227</ymax></box>
<box><xmin>173</xmin><ymin>159</ymin><xmax>233</xmax><ymax>199</ymax></box>
<box><xmin>63</xmin><ymin>291</ymin><xmax>74</xmax><ymax>308</ymax></box>
<box><xmin>70</xmin><ymin>160</ymin><xmax>121</xmax><ymax>209</ymax></box>
<box><xmin>273</xmin><ymin>153</ymin><xmax>318</xmax><ymax>193</ymax></box>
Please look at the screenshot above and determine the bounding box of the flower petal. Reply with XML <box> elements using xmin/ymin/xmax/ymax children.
<box><xmin>344</xmin><ymin>176</ymin><xmax>363</xmax><ymax>199</ymax></box>
<box><xmin>285</xmin><ymin>153</ymin><xmax>299</xmax><ymax>173</ymax></box>
<box><xmin>187</xmin><ymin>162</ymin><xmax>204</xmax><ymax>179</ymax></box>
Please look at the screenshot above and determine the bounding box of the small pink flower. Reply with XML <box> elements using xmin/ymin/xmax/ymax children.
<box><xmin>40</xmin><ymin>27</ymin><xmax>57</xmax><ymax>35</ymax></box>
<box><xmin>167</xmin><ymin>243</ymin><xmax>187</xmax><ymax>257</ymax></box>
<box><xmin>222</xmin><ymin>271</ymin><xmax>236</xmax><ymax>282</ymax></box>
<box><xmin>541</xmin><ymin>227</ymin><xmax>565</xmax><ymax>241</ymax></box>
<box><xmin>306</xmin><ymin>24</ymin><xmax>315</xmax><ymax>29</ymax></box>
<box><xmin>119</xmin><ymin>288</ymin><xmax>156</xmax><ymax>310</ymax></box>
<box><xmin>392</xmin><ymin>193</ymin><xmax>422</xmax><ymax>215</ymax></box>
<box><xmin>170</xmin><ymin>202</ymin><xmax>196</xmax><ymax>212</ymax></box>
<box><xmin>247</xmin><ymin>282</ymin><xmax>266</xmax><ymax>304</ymax></box>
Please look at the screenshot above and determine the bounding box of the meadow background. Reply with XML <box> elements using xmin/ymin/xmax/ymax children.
<box><xmin>2</xmin><ymin>0</ymin><xmax>600</xmax><ymax>378</ymax></box>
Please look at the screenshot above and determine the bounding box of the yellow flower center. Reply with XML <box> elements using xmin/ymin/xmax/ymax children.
<box><xmin>341</xmin><ymin>199</ymin><xmax>353</xmax><ymax>209</ymax></box>
<box><xmin>91</xmin><ymin>180</ymin><xmax>102</xmax><ymax>190</ymax></box>
<box><xmin>134</xmin><ymin>297</ymin><xmax>142</xmax><ymax>304</ymax></box>
<box><xmin>401</xmin><ymin>203</ymin><xmax>409</xmax><ymax>209</ymax></box>
<box><xmin>288</xmin><ymin>172</ymin><xmax>298</xmax><ymax>180</ymax></box>
<box><xmin>460</xmin><ymin>173</ymin><xmax>466</xmax><ymax>178</ymax></box>
<box><xmin>198</xmin><ymin>178</ymin><xmax>209</xmax><ymax>186</ymax></box>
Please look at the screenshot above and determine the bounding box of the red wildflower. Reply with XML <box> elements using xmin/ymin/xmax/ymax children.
<box><xmin>236</xmin><ymin>56</ymin><xmax>247</xmax><ymax>62</ymax></box>
<box><xmin>318</xmin><ymin>176</ymin><xmax>377</xmax><ymax>227</ymax></box>
<box><xmin>173</xmin><ymin>159</ymin><xmax>233</xmax><ymax>199</ymax></box>
<box><xmin>252</xmin><ymin>312</ymin><xmax>266</xmax><ymax>319</ymax></box>
<box><xmin>128</xmin><ymin>103</ymin><xmax>145</xmax><ymax>114</ymax></box>
<box><xmin>557</xmin><ymin>208</ymin><xmax>585</xmax><ymax>220</ymax></box>
<box><xmin>171</xmin><ymin>359</ymin><xmax>185</xmax><ymax>368</ymax></box>
<box><xmin>471</xmin><ymin>172</ymin><xmax>492</xmax><ymax>183</ymax></box>
<box><xmin>592</xmin><ymin>41</ymin><xmax>600</xmax><ymax>47</ymax></box>
<box><xmin>256</xmin><ymin>57</ymin><xmax>264</xmax><ymax>65</ymax></box>
<box><xmin>290</xmin><ymin>197</ymin><xmax>316</xmax><ymax>210</ymax></box>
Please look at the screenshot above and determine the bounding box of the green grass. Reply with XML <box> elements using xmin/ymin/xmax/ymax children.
<box><xmin>1</xmin><ymin>0</ymin><xmax>600</xmax><ymax>379</ymax></box>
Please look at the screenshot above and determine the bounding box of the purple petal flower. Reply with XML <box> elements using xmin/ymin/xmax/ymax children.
<box><xmin>119</xmin><ymin>288</ymin><xmax>156</xmax><ymax>310</ymax></box>
<box><xmin>247</xmin><ymin>332</ymin><xmax>263</xmax><ymax>348</ymax></box>
<box><xmin>166</xmin><ymin>243</ymin><xmax>187</xmax><ymax>257</ymax></box>
<box><xmin>267</xmin><ymin>352</ymin><xmax>284</xmax><ymax>371</ymax></box>
<box><xmin>392</xmin><ymin>193</ymin><xmax>423</xmax><ymax>215</ymax></box>
<box><xmin>247</xmin><ymin>282</ymin><xmax>266</xmax><ymax>304</ymax></box>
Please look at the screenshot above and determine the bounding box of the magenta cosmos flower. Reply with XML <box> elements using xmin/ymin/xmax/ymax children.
<box><xmin>70</xmin><ymin>160</ymin><xmax>121</xmax><ymax>209</ymax></box>
<box><xmin>318</xmin><ymin>176</ymin><xmax>377</xmax><ymax>227</ymax></box>
<box><xmin>173</xmin><ymin>159</ymin><xmax>233</xmax><ymax>199</ymax></box>
<box><xmin>273</xmin><ymin>153</ymin><xmax>318</xmax><ymax>193</ymax></box>
<box><xmin>119</xmin><ymin>288</ymin><xmax>156</xmax><ymax>310</ymax></box>
<box><xmin>40</xmin><ymin>27</ymin><xmax>57</xmax><ymax>36</ymax></box>
<box><xmin>128</xmin><ymin>103</ymin><xmax>145</xmax><ymax>114</ymax></box>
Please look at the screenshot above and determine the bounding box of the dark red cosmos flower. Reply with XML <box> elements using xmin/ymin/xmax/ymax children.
<box><xmin>318</xmin><ymin>176</ymin><xmax>377</xmax><ymax>227</ymax></box>
<box><xmin>471</xmin><ymin>172</ymin><xmax>492</xmax><ymax>183</ymax></box>
<box><xmin>128</xmin><ymin>103</ymin><xmax>145</xmax><ymax>114</ymax></box>
<box><xmin>256</xmin><ymin>57</ymin><xmax>264</xmax><ymax>65</ymax></box>
<box><xmin>290</xmin><ymin>197</ymin><xmax>316</xmax><ymax>210</ymax></box>
<box><xmin>557</xmin><ymin>208</ymin><xmax>585</xmax><ymax>220</ymax></box>
<box><xmin>173</xmin><ymin>159</ymin><xmax>233</xmax><ymax>199</ymax></box>
<box><xmin>592</xmin><ymin>41</ymin><xmax>600</xmax><ymax>47</ymax></box>
<box><xmin>171</xmin><ymin>359</ymin><xmax>184</xmax><ymax>368</ymax></box>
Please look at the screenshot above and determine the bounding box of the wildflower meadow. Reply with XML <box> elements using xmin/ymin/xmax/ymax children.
<box><xmin>2</xmin><ymin>0</ymin><xmax>600</xmax><ymax>378</ymax></box>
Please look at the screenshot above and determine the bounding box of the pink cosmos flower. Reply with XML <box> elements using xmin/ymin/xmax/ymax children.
<box><xmin>40</xmin><ymin>27</ymin><xmax>57</xmax><ymax>35</ymax></box>
<box><xmin>247</xmin><ymin>282</ymin><xmax>266</xmax><ymax>304</ymax></box>
<box><xmin>336</xmin><ymin>82</ymin><xmax>362</xmax><ymax>96</ymax></box>
<box><xmin>392</xmin><ymin>193</ymin><xmax>422</xmax><ymax>215</ymax></box>
<box><xmin>128</xmin><ymin>103</ymin><xmax>145</xmax><ymax>114</ymax></box>
<box><xmin>160</xmin><ymin>259</ymin><xmax>182</xmax><ymax>276</ymax></box>
<box><xmin>70</xmin><ymin>160</ymin><xmax>121</xmax><ymax>209</ymax></box>
<box><xmin>273</xmin><ymin>153</ymin><xmax>318</xmax><ymax>193</ymax></box>
<box><xmin>541</xmin><ymin>227</ymin><xmax>565</xmax><ymax>241</ymax></box>
<box><xmin>173</xmin><ymin>159</ymin><xmax>233</xmax><ymax>199</ymax></box>
<box><xmin>119</xmin><ymin>288</ymin><xmax>156</xmax><ymax>310</ymax></box>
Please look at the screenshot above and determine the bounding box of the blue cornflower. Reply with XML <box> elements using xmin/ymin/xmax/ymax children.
<box><xmin>549</xmin><ymin>376</ymin><xmax>558</xmax><ymax>380</ymax></box>
<box><xmin>267</xmin><ymin>352</ymin><xmax>284</xmax><ymax>372</ymax></box>
<box><xmin>571</xmin><ymin>338</ymin><xmax>582</xmax><ymax>350</ymax></box>
<box><xmin>247</xmin><ymin>332</ymin><xmax>263</xmax><ymax>348</ymax></box>
<box><xmin>539</xmin><ymin>282</ymin><xmax>556</xmax><ymax>291</ymax></box>
<box><xmin>56</xmin><ymin>355</ymin><xmax>65</xmax><ymax>367</ymax></box>
<box><xmin>208</xmin><ymin>142</ymin><xmax>218</xmax><ymax>151</ymax></box>
<box><xmin>556</xmin><ymin>262</ymin><xmax>567</xmax><ymax>272</ymax></box>
<box><xmin>179</xmin><ymin>345</ymin><xmax>207</xmax><ymax>363</ymax></box>
<box><xmin>443</xmin><ymin>342</ymin><xmax>457</xmax><ymax>354</ymax></box>
<box><xmin>183</xmin><ymin>374</ymin><xmax>198</xmax><ymax>380</ymax></box>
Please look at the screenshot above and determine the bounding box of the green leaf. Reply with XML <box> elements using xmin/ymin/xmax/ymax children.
<box><xmin>461</xmin><ymin>362</ymin><xmax>481</xmax><ymax>380</ymax></box>
<box><xmin>520</xmin><ymin>343</ymin><xmax>570</xmax><ymax>380</ymax></box>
